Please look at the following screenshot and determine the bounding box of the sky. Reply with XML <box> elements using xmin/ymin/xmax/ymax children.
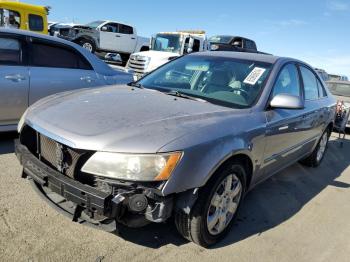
<box><xmin>26</xmin><ymin>0</ymin><xmax>350</xmax><ymax>77</ymax></box>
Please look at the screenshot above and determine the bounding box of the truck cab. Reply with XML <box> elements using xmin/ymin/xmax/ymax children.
<box><xmin>209</xmin><ymin>35</ymin><xmax>258</xmax><ymax>53</ymax></box>
<box><xmin>127</xmin><ymin>31</ymin><xmax>207</xmax><ymax>79</ymax></box>
<box><xmin>0</xmin><ymin>1</ymin><xmax>49</xmax><ymax>34</ymax></box>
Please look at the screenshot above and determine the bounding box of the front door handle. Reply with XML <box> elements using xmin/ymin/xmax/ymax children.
<box><xmin>80</xmin><ymin>76</ymin><xmax>94</xmax><ymax>83</ymax></box>
<box><xmin>115</xmin><ymin>35</ymin><xmax>121</xmax><ymax>37</ymax></box>
<box><xmin>5</xmin><ymin>74</ymin><xmax>26</xmax><ymax>82</ymax></box>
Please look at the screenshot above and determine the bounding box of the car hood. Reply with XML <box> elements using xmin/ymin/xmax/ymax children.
<box><xmin>25</xmin><ymin>85</ymin><xmax>235</xmax><ymax>153</ymax></box>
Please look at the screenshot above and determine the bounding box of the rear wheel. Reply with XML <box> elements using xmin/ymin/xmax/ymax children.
<box><xmin>300</xmin><ymin>129</ymin><xmax>330</xmax><ymax>167</ymax></box>
<box><xmin>175</xmin><ymin>161</ymin><xmax>246</xmax><ymax>247</ymax></box>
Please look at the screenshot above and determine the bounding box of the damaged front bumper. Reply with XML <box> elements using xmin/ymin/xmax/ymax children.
<box><xmin>15</xmin><ymin>140</ymin><xmax>174</xmax><ymax>230</ymax></box>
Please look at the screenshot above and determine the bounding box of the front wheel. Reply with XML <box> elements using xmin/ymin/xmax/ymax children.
<box><xmin>300</xmin><ymin>129</ymin><xmax>330</xmax><ymax>167</ymax></box>
<box><xmin>80</xmin><ymin>39</ymin><xmax>96</xmax><ymax>53</ymax></box>
<box><xmin>175</xmin><ymin>162</ymin><xmax>246</xmax><ymax>247</ymax></box>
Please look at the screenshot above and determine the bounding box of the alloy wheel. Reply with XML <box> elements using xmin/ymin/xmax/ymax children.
<box><xmin>206</xmin><ymin>174</ymin><xmax>242</xmax><ymax>235</ymax></box>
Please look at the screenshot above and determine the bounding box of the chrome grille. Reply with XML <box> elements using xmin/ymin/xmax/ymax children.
<box><xmin>127</xmin><ymin>55</ymin><xmax>149</xmax><ymax>75</ymax></box>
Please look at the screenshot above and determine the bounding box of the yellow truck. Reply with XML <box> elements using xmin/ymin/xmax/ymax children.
<box><xmin>0</xmin><ymin>1</ymin><xmax>49</xmax><ymax>34</ymax></box>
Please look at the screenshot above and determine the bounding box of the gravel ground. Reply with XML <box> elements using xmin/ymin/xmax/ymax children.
<box><xmin>0</xmin><ymin>132</ymin><xmax>349</xmax><ymax>262</ymax></box>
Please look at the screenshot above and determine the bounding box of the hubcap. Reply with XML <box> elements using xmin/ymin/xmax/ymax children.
<box><xmin>317</xmin><ymin>132</ymin><xmax>328</xmax><ymax>162</ymax></box>
<box><xmin>207</xmin><ymin>174</ymin><xmax>242</xmax><ymax>235</ymax></box>
<box><xmin>82</xmin><ymin>42</ymin><xmax>93</xmax><ymax>52</ymax></box>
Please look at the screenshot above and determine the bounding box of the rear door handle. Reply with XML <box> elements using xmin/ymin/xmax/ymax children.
<box><xmin>131</xmin><ymin>37</ymin><xmax>136</xmax><ymax>39</ymax></box>
<box><xmin>115</xmin><ymin>35</ymin><xmax>121</xmax><ymax>37</ymax></box>
<box><xmin>5</xmin><ymin>74</ymin><xmax>26</xmax><ymax>82</ymax></box>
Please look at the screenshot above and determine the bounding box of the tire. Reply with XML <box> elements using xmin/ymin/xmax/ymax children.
<box><xmin>175</xmin><ymin>161</ymin><xmax>246</xmax><ymax>247</ymax></box>
<box><xmin>300</xmin><ymin>128</ymin><xmax>330</xmax><ymax>167</ymax></box>
<box><xmin>80</xmin><ymin>39</ymin><xmax>96</xmax><ymax>53</ymax></box>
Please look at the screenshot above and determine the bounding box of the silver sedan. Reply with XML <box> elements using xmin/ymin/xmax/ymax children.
<box><xmin>0</xmin><ymin>29</ymin><xmax>133</xmax><ymax>132</ymax></box>
<box><xmin>16</xmin><ymin>52</ymin><xmax>336</xmax><ymax>247</ymax></box>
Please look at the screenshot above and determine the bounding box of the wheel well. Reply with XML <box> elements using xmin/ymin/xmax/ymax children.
<box><xmin>140</xmin><ymin>46</ymin><xmax>149</xmax><ymax>52</ymax></box>
<box><xmin>75</xmin><ymin>37</ymin><xmax>95</xmax><ymax>45</ymax></box>
<box><xmin>212</xmin><ymin>154</ymin><xmax>253</xmax><ymax>190</ymax></box>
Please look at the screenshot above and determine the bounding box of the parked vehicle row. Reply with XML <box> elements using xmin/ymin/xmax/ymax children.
<box><xmin>0</xmin><ymin>28</ymin><xmax>133</xmax><ymax>132</ymax></box>
<box><xmin>15</xmin><ymin>51</ymin><xmax>336</xmax><ymax>247</ymax></box>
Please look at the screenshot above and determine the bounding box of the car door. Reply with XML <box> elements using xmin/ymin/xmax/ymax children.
<box><xmin>28</xmin><ymin>38</ymin><xmax>99</xmax><ymax>105</ymax></box>
<box><xmin>99</xmin><ymin>22</ymin><xmax>123</xmax><ymax>52</ymax></box>
<box><xmin>0</xmin><ymin>35</ymin><xmax>29</xmax><ymax>126</ymax></box>
<box><xmin>262</xmin><ymin>63</ymin><xmax>308</xmax><ymax>176</ymax></box>
<box><xmin>117</xmin><ymin>23</ymin><xmax>137</xmax><ymax>53</ymax></box>
<box><xmin>299</xmin><ymin>65</ymin><xmax>326</xmax><ymax>144</ymax></box>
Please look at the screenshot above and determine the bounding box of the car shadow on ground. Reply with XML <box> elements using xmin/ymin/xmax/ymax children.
<box><xmin>0</xmin><ymin>132</ymin><xmax>17</xmax><ymax>155</ymax></box>
<box><xmin>116</xmin><ymin>137</ymin><xmax>350</xmax><ymax>249</ymax></box>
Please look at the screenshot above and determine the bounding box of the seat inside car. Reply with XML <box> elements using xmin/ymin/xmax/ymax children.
<box><xmin>204</xmin><ymin>70</ymin><xmax>232</xmax><ymax>93</ymax></box>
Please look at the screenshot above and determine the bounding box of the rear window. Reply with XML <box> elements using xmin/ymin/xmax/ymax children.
<box><xmin>31</xmin><ymin>42</ymin><xmax>92</xmax><ymax>70</ymax></box>
<box><xmin>0</xmin><ymin>37</ymin><xmax>21</xmax><ymax>65</ymax></box>
<box><xmin>28</xmin><ymin>14</ymin><xmax>44</xmax><ymax>31</ymax></box>
<box><xmin>119</xmin><ymin>24</ymin><xmax>133</xmax><ymax>34</ymax></box>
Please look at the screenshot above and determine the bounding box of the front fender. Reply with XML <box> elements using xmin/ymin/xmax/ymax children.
<box><xmin>161</xmin><ymin>135</ymin><xmax>259</xmax><ymax>196</ymax></box>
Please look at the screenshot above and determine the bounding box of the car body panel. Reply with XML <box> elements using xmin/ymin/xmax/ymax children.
<box><xmin>0</xmin><ymin>29</ymin><xmax>133</xmax><ymax>130</ymax></box>
<box><xmin>19</xmin><ymin>52</ymin><xmax>336</xmax><ymax>197</ymax></box>
<box><xmin>0</xmin><ymin>65</ymin><xmax>29</xmax><ymax>126</ymax></box>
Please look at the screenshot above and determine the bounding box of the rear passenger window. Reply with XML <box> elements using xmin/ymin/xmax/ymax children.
<box><xmin>272</xmin><ymin>64</ymin><xmax>301</xmax><ymax>97</ymax></box>
<box><xmin>317</xmin><ymin>78</ymin><xmax>327</xmax><ymax>98</ymax></box>
<box><xmin>0</xmin><ymin>37</ymin><xmax>21</xmax><ymax>65</ymax></box>
<box><xmin>119</xmin><ymin>24</ymin><xmax>133</xmax><ymax>34</ymax></box>
<box><xmin>31</xmin><ymin>42</ymin><xmax>92</xmax><ymax>70</ymax></box>
<box><xmin>28</xmin><ymin>14</ymin><xmax>43</xmax><ymax>31</ymax></box>
<box><xmin>300</xmin><ymin>66</ymin><xmax>319</xmax><ymax>100</ymax></box>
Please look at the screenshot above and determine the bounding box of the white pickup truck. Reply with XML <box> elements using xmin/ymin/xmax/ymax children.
<box><xmin>62</xmin><ymin>20</ymin><xmax>150</xmax><ymax>63</ymax></box>
<box><xmin>127</xmin><ymin>31</ymin><xmax>207</xmax><ymax>79</ymax></box>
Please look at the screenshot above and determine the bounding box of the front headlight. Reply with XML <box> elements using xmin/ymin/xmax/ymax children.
<box><xmin>81</xmin><ymin>152</ymin><xmax>182</xmax><ymax>181</ymax></box>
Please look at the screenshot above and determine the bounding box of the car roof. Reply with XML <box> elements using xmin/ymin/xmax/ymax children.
<box><xmin>0</xmin><ymin>28</ymin><xmax>117</xmax><ymax>76</ymax></box>
<box><xmin>190</xmin><ymin>51</ymin><xmax>281</xmax><ymax>64</ymax></box>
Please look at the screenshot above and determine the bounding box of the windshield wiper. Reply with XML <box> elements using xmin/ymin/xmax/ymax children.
<box><xmin>127</xmin><ymin>82</ymin><xmax>144</xmax><ymax>89</ymax></box>
<box><xmin>165</xmin><ymin>90</ymin><xmax>207</xmax><ymax>102</ymax></box>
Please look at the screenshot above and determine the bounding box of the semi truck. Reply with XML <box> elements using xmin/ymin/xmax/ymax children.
<box><xmin>127</xmin><ymin>30</ymin><xmax>208</xmax><ymax>79</ymax></box>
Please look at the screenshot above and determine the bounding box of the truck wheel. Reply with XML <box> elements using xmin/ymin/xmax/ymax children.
<box><xmin>175</xmin><ymin>161</ymin><xmax>246</xmax><ymax>247</ymax></box>
<box><xmin>80</xmin><ymin>39</ymin><xmax>96</xmax><ymax>53</ymax></box>
<box><xmin>300</xmin><ymin>128</ymin><xmax>330</xmax><ymax>167</ymax></box>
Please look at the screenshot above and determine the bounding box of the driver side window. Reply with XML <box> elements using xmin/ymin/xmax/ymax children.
<box><xmin>272</xmin><ymin>64</ymin><xmax>301</xmax><ymax>97</ymax></box>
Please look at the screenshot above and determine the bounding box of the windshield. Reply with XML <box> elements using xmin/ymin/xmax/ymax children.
<box><xmin>328</xmin><ymin>83</ymin><xmax>350</xmax><ymax>97</ymax></box>
<box><xmin>85</xmin><ymin>20</ymin><xmax>105</xmax><ymax>29</ymax></box>
<box><xmin>209</xmin><ymin>35</ymin><xmax>233</xmax><ymax>44</ymax></box>
<box><xmin>138</xmin><ymin>55</ymin><xmax>272</xmax><ymax>108</ymax></box>
<box><xmin>151</xmin><ymin>34</ymin><xmax>182</xmax><ymax>53</ymax></box>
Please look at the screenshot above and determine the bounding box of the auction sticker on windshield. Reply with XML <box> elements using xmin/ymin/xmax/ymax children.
<box><xmin>244</xmin><ymin>67</ymin><xmax>266</xmax><ymax>85</ymax></box>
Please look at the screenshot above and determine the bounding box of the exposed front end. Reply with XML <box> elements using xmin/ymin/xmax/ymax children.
<box><xmin>16</xmin><ymin>125</ymin><xmax>175</xmax><ymax>229</ymax></box>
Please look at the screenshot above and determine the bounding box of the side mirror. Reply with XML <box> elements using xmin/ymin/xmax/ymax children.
<box><xmin>101</xmin><ymin>26</ymin><xmax>108</xmax><ymax>32</ymax></box>
<box><xmin>186</xmin><ymin>47</ymin><xmax>193</xmax><ymax>53</ymax></box>
<box><xmin>270</xmin><ymin>93</ymin><xmax>304</xmax><ymax>109</ymax></box>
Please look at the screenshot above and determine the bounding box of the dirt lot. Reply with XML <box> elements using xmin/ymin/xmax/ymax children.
<box><xmin>0</xmin><ymin>132</ymin><xmax>349</xmax><ymax>262</ymax></box>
